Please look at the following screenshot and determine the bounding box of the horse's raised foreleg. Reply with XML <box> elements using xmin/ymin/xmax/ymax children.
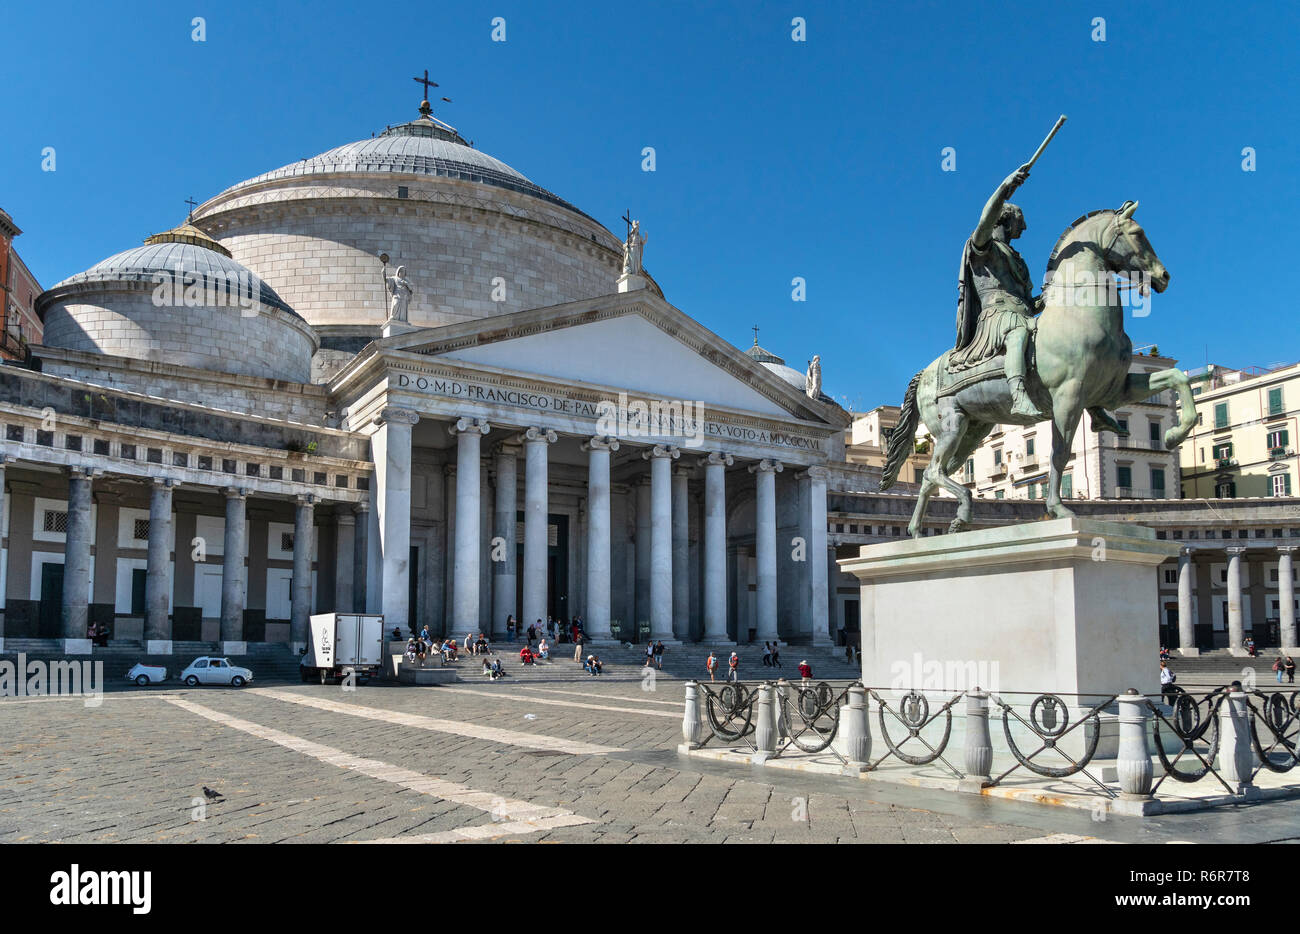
<box><xmin>1045</xmin><ymin>382</ymin><xmax>1085</xmax><ymax>519</ymax></box>
<box><xmin>1112</xmin><ymin>368</ymin><xmax>1197</xmax><ymax>449</ymax></box>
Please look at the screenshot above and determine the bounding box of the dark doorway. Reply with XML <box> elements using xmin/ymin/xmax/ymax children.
<box><xmin>131</xmin><ymin>568</ymin><xmax>147</xmax><ymax>616</ymax></box>
<box><xmin>513</xmin><ymin>512</ymin><xmax>569</xmax><ymax>625</ymax></box>
<box><xmin>39</xmin><ymin>563</ymin><xmax>64</xmax><ymax>637</ymax></box>
<box><xmin>409</xmin><ymin>545</ymin><xmax>421</xmax><ymax>637</ymax></box>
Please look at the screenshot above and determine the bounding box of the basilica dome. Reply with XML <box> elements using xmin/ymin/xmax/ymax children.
<box><xmin>36</xmin><ymin>222</ymin><xmax>318</xmax><ymax>383</ymax></box>
<box><xmin>189</xmin><ymin>101</ymin><xmax>648</xmax><ymax>340</ymax></box>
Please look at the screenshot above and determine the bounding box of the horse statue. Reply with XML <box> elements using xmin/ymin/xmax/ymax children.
<box><xmin>879</xmin><ymin>200</ymin><xmax>1197</xmax><ymax>536</ymax></box>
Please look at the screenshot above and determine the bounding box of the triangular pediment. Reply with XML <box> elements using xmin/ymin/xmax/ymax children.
<box><xmin>375</xmin><ymin>292</ymin><xmax>847</xmax><ymax>426</ymax></box>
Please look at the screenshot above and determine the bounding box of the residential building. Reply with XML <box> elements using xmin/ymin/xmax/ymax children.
<box><xmin>0</xmin><ymin>209</ymin><xmax>41</xmax><ymax>361</ymax></box>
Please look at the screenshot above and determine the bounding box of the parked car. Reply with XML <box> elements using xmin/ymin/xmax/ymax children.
<box><xmin>179</xmin><ymin>657</ymin><xmax>253</xmax><ymax>687</ymax></box>
<box><xmin>126</xmin><ymin>663</ymin><xmax>167</xmax><ymax>686</ymax></box>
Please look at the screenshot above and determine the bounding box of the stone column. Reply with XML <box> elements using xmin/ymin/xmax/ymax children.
<box><xmin>373</xmin><ymin>407</ymin><xmax>420</xmax><ymax>634</ymax></box>
<box><xmin>801</xmin><ymin>466</ymin><xmax>831</xmax><ymax>645</ymax></box>
<box><xmin>492</xmin><ymin>442</ymin><xmax>520</xmax><ymax>639</ymax></box>
<box><xmin>521</xmin><ymin>427</ymin><xmax>556</xmax><ymax>634</ymax></box>
<box><xmin>291</xmin><ymin>495</ymin><xmax>314</xmax><ymax>645</ymax></box>
<box><xmin>634</xmin><ymin>477</ymin><xmax>651</xmax><ymax>627</ymax></box>
<box><xmin>144</xmin><ymin>478</ymin><xmax>174</xmax><ymax>647</ymax></box>
<box><xmin>1177</xmin><ymin>546</ymin><xmax>1196</xmax><ymax>654</ymax></box>
<box><xmin>702</xmin><ymin>452</ymin><xmax>732</xmax><ymax>642</ymax></box>
<box><xmin>61</xmin><ymin>467</ymin><xmax>93</xmax><ymax>641</ymax></box>
<box><xmin>583</xmin><ymin>436</ymin><xmax>618</xmax><ymax>640</ymax></box>
<box><xmin>645</xmin><ymin>445</ymin><xmax>679</xmax><ymax>641</ymax></box>
<box><xmin>1227</xmin><ymin>546</ymin><xmax>1246</xmax><ymax>653</ymax></box>
<box><xmin>332</xmin><ymin>510</ymin><xmax>355</xmax><ymax>616</ymax></box>
<box><xmin>1278</xmin><ymin>546</ymin><xmax>1297</xmax><ymax>648</ymax></box>
<box><xmin>671</xmin><ymin>465</ymin><xmax>690</xmax><ymax>641</ymax></box>
<box><xmin>449</xmin><ymin>418</ymin><xmax>491</xmax><ymax>632</ymax></box>
<box><xmin>749</xmin><ymin>459</ymin><xmax>783</xmax><ymax>641</ymax></box>
<box><xmin>220</xmin><ymin>487</ymin><xmax>247</xmax><ymax>642</ymax></box>
<box><xmin>352</xmin><ymin>503</ymin><xmax>370</xmax><ymax>613</ymax></box>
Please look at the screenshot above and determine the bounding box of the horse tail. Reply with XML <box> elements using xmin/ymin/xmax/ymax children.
<box><xmin>880</xmin><ymin>370</ymin><xmax>923</xmax><ymax>491</ymax></box>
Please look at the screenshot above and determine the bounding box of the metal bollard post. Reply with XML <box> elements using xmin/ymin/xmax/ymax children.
<box><xmin>834</xmin><ymin>684</ymin><xmax>871</xmax><ymax>774</ymax></box>
<box><xmin>773</xmin><ymin>678</ymin><xmax>789</xmax><ymax>740</ymax></box>
<box><xmin>1217</xmin><ymin>686</ymin><xmax>1258</xmax><ymax>797</ymax></box>
<box><xmin>753</xmin><ymin>683</ymin><xmax>777</xmax><ymax>764</ymax></box>
<box><xmin>958</xmin><ymin>688</ymin><xmax>993</xmax><ymax>793</ymax></box>
<box><xmin>1116</xmin><ymin>689</ymin><xmax>1153</xmax><ymax>802</ymax></box>
<box><xmin>679</xmin><ymin>680</ymin><xmax>703</xmax><ymax>751</ymax></box>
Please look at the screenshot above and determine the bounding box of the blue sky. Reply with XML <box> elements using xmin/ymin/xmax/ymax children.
<box><xmin>4</xmin><ymin>0</ymin><xmax>1297</xmax><ymax>409</ymax></box>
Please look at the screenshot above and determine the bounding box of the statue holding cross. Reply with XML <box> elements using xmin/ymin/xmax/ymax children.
<box><xmin>620</xmin><ymin>212</ymin><xmax>647</xmax><ymax>276</ymax></box>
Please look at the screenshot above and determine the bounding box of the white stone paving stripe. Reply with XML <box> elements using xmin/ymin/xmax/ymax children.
<box><xmin>247</xmin><ymin>687</ymin><xmax>625</xmax><ymax>754</ymax></box>
<box><xmin>507</xmin><ymin>686</ymin><xmax>685</xmax><ymax>708</ymax></box>
<box><xmin>1009</xmin><ymin>832</ymin><xmax>1115</xmax><ymax>844</ymax></box>
<box><xmin>161</xmin><ymin>696</ymin><xmax>597</xmax><ymax>840</ymax></box>
<box><xmin>429</xmin><ymin>685</ymin><xmax>681</xmax><ymax>719</ymax></box>
<box><xmin>360</xmin><ymin>813</ymin><xmax>593</xmax><ymax>844</ymax></box>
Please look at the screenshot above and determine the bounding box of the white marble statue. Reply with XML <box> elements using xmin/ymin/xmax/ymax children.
<box><xmin>806</xmin><ymin>354</ymin><xmax>822</xmax><ymax>398</ymax></box>
<box><xmin>384</xmin><ymin>264</ymin><xmax>413</xmax><ymax>322</ymax></box>
<box><xmin>622</xmin><ymin>220</ymin><xmax>647</xmax><ymax>276</ymax></box>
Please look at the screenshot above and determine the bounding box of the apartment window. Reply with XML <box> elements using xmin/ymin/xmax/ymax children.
<box><xmin>357</xmin><ymin>477</ymin><xmax>369</xmax><ymax>491</ymax></box>
<box><xmin>44</xmin><ymin>510</ymin><xmax>68</xmax><ymax>533</ymax></box>
<box><xmin>1025</xmin><ymin>437</ymin><xmax>1036</xmax><ymax>457</ymax></box>
<box><xmin>994</xmin><ymin>490</ymin><xmax>1005</xmax><ymax>499</ymax></box>
<box><xmin>1117</xmin><ymin>418</ymin><xmax>1129</xmax><ymax>434</ymax></box>
<box><xmin>1212</xmin><ymin>442</ymin><xmax>1233</xmax><ymax>461</ymax></box>
<box><xmin>1188</xmin><ymin>530</ymin><xmax>1199</xmax><ymax>539</ymax></box>
<box><xmin>1117</xmin><ymin>465</ymin><xmax>1133</xmax><ymax>488</ymax></box>
<box><xmin>1269</xmin><ymin>387</ymin><xmax>1284</xmax><ymax>416</ymax></box>
<box><xmin>246</xmin><ymin>463</ymin><xmax>260</xmax><ymax>477</ymax></box>
<box><xmin>993</xmin><ymin>448</ymin><xmax>1003</xmax><ymax>465</ymax></box>
<box><xmin>292</xmin><ymin>468</ymin><xmax>306</xmax><ymax>483</ymax></box>
<box><xmin>964</xmin><ymin>458</ymin><xmax>974</xmax><ymax>482</ymax></box>
<box><xmin>335</xmin><ymin>475</ymin><xmax>349</xmax><ymax>489</ymax></box>
<box><xmin>93</xmin><ymin>439</ymin><xmax>109</xmax><ymax>455</ymax></box>
<box><xmin>222</xmin><ymin>459</ymin><xmax>237</xmax><ymax>474</ymax></box>
<box><xmin>198</xmin><ymin>455</ymin><xmax>213</xmax><ymax>471</ymax></box>
<box><xmin>1151</xmin><ymin>467</ymin><xmax>1166</xmax><ymax>492</ymax></box>
<box><xmin>36</xmin><ymin>430</ymin><xmax>53</xmax><ymax>447</ymax></box>
<box><xmin>913</xmin><ymin>467</ymin><xmax>924</xmax><ymax>483</ymax></box>
<box><xmin>269</xmin><ymin>465</ymin><xmax>284</xmax><ymax>480</ymax></box>
<box><xmin>1148</xmin><ymin>421</ymin><xmax>1161</xmax><ymax>443</ymax></box>
<box><xmin>1214</xmin><ymin>402</ymin><xmax>1229</xmax><ymax>429</ymax></box>
<box><xmin>146</xmin><ymin>448</ymin><xmax>163</xmax><ymax>464</ymax></box>
<box><xmin>5</xmin><ymin>424</ymin><xmax>22</xmax><ymax>442</ymax></box>
<box><xmin>65</xmin><ymin>435</ymin><xmax>82</xmax><ymax>452</ymax></box>
<box><xmin>172</xmin><ymin>452</ymin><xmax>188</xmax><ymax>468</ymax></box>
<box><xmin>1216</xmin><ymin>481</ymin><xmax>1236</xmax><ymax>498</ymax></box>
<box><xmin>314</xmin><ymin>471</ymin><xmax>328</xmax><ymax>486</ymax></box>
<box><xmin>1196</xmin><ymin>412</ymin><xmax>1203</xmax><ymax>426</ymax></box>
<box><xmin>1164</xmin><ymin>570</ymin><xmax>1177</xmax><ymax>584</ymax></box>
<box><xmin>1268</xmin><ymin>429</ymin><xmax>1290</xmax><ymax>451</ymax></box>
<box><xmin>1274</xmin><ymin>474</ymin><xmax>1294</xmax><ymax>496</ymax></box>
<box><xmin>1061</xmin><ymin>473</ymin><xmax>1073</xmax><ymax>498</ymax></box>
<box><xmin>1173</xmin><ymin>530</ymin><xmax>1183</xmax><ymax>539</ymax></box>
<box><xmin>121</xmin><ymin>444</ymin><xmax>136</xmax><ymax>460</ymax></box>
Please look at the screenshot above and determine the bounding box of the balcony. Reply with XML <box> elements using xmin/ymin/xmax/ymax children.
<box><xmin>987</xmin><ymin>462</ymin><xmax>1007</xmax><ymax>478</ymax></box>
<box><xmin>1215</xmin><ymin>457</ymin><xmax>1238</xmax><ymax>470</ymax></box>
<box><xmin>1270</xmin><ymin>447</ymin><xmax>1294</xmax><ymax>461</ymax></box>
<box><xmin>1019</xmin><ymin>455</ymin><xmax>1038</xmax><ymax>471</ymax></box>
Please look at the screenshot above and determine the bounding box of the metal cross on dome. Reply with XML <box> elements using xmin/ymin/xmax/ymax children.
<box><xmin>184</xmin><ymin>197</ymin><xmax>198</xmax><ymax>220</ymax></box>
<box><xmin>413</xmin><ymin>69</ymin><xmax>439</xmax><ymax>100</ymax></box>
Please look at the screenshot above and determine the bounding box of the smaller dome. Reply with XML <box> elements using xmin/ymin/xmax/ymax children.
<box><xmin>51</xmin><ymin>238</ymin><xmax>296</xmax><ymax>316</ymax></box>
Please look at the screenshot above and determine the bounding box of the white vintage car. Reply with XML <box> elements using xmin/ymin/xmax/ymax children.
<box><xmin>125</xmin><ymin>663</ymin><xmax>167</xmax><ymax>686</ymax></box>
<box><xmin>179</xmin><ymin>657</ymin><xmax>253</xmax><ymax>687</ymax></box>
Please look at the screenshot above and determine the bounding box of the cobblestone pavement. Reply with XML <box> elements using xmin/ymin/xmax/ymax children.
<box><xmin>3</xmin><ymin>671</ymin><xmax>1299</xmax><ymax>844</ymax></box>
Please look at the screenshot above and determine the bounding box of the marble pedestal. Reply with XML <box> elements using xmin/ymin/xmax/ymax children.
<box><xmin>839</xmin><ymin>518</ymin><xmax>1180</xmax><ymax>699</ymax></box>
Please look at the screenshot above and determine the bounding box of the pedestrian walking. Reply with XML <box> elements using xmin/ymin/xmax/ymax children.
<box><xmin>705</xmin><ymin>652</ymin><xmax>718</xmax><ymax>682</ymax></box>
<box><xmin>573</xmin><ymin>630</ymin><xmax>585</xmax><ymax>662</ymax></box>
<box><xmin>1159</xmin><ymin>660</ymin><xmax>1177</xmax><ymax>704</ymax></box>
<box><xmin>506</xmin><ymin>615</ymin><xmax>516</xmax><ymax>643</ymax></box>
<box><xmin>644</xmin><ymin>641</ymin><xmax>655</xmax><ymax>667</ymax></box>
<box><xmin>1274</xmin><ymin>655</ymin><xmax>1286</xmax><ymax>684</ymax></box>
<box><xmin>770</xmin><ymin>642</ymin><xmax>782</xmax><ymax>668</ymax></box>
<box><xmin>654</xmin><ymin>640</ymin><xmax>665</xmax><ymax>670</ymax></box>
<box><xmin>762</xmin><ymin>642</ymin><xmax>772</xmax><ymax>667</ymax></box>
<box><xmin>1287</xmin><ymin>656</ymin><xmax>1296</xmax><ymax>684</ymax></box>
<box><xmin>726</xmin><ymin>651</ymin><xmax>740</xmax><ymax>683</ymax></box>
<box><xmin>798</xmin><ymin>659</ymin><xmax>812</xmax><ymax>683</ymax></box>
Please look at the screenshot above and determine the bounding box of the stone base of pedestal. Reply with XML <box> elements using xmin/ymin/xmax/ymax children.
<box><xmin>146</xmin><ymin>640</ymin><xmax>173</xmax><ymax>655</ymax></box>
<box><xmin>616</xmin><ymin>273</ymin><xmax>647</xmax><ymax>293</ymax></box>
<box><xmin>838</xmin><ymin>518</ymin><xmax>1180</xmax><ymax>699</ymax></box>
<box><xmin>1177</xmin><ymin>647</ymin><xmax>1201</xmax><ymax>657</ymax></box>
<box><xmin>381</xmin><ymin>319</ymin><xmax>418</xmax><ymax>339</ymax></box>
<box><xmin>220</xmin><ymin>641</ymin><xmax>247</xmax><ymax>656</ymax></box>
<box><xmin>62</xmin><ymin>638</ymin><xmax>92</xmax><ymax>655</ymax></box>
<box><xmin>398</xmin><ymin>665</ymin><xmax>460</xmax><ymax>685</ymax></box>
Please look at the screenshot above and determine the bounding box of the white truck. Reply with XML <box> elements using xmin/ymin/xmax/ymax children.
<box><xmin>301</xmin><ymin>613</ymin><xmax>385</xmax><ymax>685</ymax></box>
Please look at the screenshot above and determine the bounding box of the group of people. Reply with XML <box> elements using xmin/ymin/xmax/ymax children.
<box><xmin>642</xmin><ymin>641</ymin><xmax>667</xmax><ymax>669</ymax></box>
<box><xmin>85</xmin><ymin>620</ymin><xmax>110</xmax><ymax>647</ymax></box>
<box><xmin>703</xmin><ymin>646</ymin><xmax>812</xmax><ymax>684</ymax></box>
<box><xmin>505</xmin><ymin>614</ymin><xmax>587</xmax><ymax>646</ymax></box>
<box><xmin>402</xmin><ymin>626</ymin><xmax>494</xmax><ymax>667</ymax></box>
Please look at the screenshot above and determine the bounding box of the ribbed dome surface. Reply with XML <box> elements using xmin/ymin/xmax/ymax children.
<box><xmin>51</xmin><ymin>241</ymin><xmax>296</xmax><ymax>316</ymax></box>
<box><xmin>215</xmin><ymin>116</ymin><xmax>592</xmax><ymax>220</ymax></box>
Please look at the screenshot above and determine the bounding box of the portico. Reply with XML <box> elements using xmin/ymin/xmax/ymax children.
<box><xmin>334</xmin><ymin>291</ymin><xmax>849</xmax><ymax>644</ymax></box>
